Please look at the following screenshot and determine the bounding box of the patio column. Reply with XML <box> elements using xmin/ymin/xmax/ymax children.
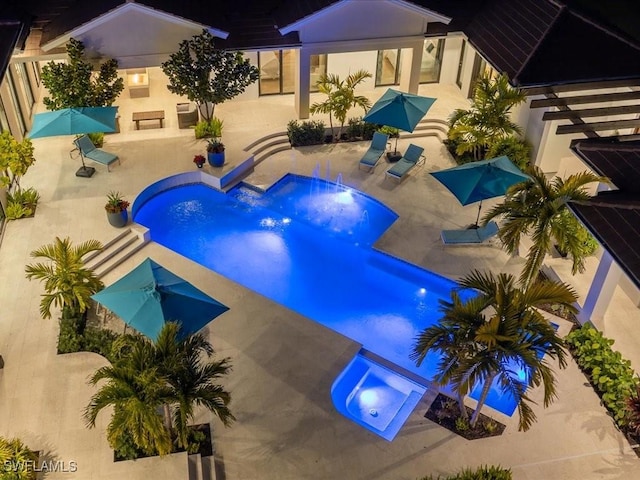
<box><xmin>295</xmin><ymin>48</ymin><xmax>312</xmax><ymax>119</ymax></box>
<box><xmin>577</xmin><ymin>249</ymin><xmax>622</xmax><ymax>325</ymax></box>
<box><xmin>398</xmin><ymin>40</ymin><xmax>423</xmax><ymax>94</ymax></box>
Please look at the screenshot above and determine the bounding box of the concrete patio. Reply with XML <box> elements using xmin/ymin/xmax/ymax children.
<box><xmin>0</xmin><ymin>79</ymin><xmax>639</xmax><ymax>479</ymax></box>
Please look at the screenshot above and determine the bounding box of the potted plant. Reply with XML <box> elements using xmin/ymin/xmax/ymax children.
<box><xmin>193</xmin><ymin>154</ymin><xmax>206</xmax><ymax>168</ymax></box>
<box><xmin>206</xmin><ymin>138</ymin><xmax>225</xmax><ymax>167</ymax></box>
<box><xmin>207</xmin><ymin>117</ymin><xmax>224</xmax><ymax>167</ymax></box>
<box><xmin>105</xmin><ymin>191</ymin><xmax>130</xmax><ymax>227</ymax></box>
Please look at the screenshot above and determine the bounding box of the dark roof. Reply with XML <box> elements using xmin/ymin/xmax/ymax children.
<box><xmin>569</xmin><ymin>139</ymin><xmax>640</xmax><ymax>289</ymax></box>
<box><xmin>0</xmin><ymin>22</ymin><xmax>23</xmax><ymax>81</ymax></box>
<box><xmin>464</xmin><ymin>0</ymin><xmax>640</xmax><ymax>88</ymax></box>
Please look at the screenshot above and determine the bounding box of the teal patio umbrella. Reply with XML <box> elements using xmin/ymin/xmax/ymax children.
<box><xmin>28</xmin><ymin>106</ymin><xmax>118</xmax><ymax>178</ymax></box>
<box><xmin>430</xmin><ymin>156</ymin><xmax>531</xmax><ymax>227</ymax></box>
<box><xmin>28</xmin><ymin>106</ymin><xmax>118</xmax><ymax>139</ymax></box>
<box><xmin>363</xmin><ymin>88</ymin><xmax>436</xmax><ymax>155</ymax></box>
<box><xmin>92</xmin><ymin>258</ymin><xmax>229</xmax><ymax>341</ymax></box>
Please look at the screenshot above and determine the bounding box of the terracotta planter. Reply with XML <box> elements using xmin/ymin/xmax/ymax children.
<box><xmin>207</xmin><ymin>151</ymin><xmax>225</xmax><ymax>167</ymax></box>
<box><xmin>107</xmin><ymin>209</ymin><xmax>128</xmax><ymax>228</ymax></box>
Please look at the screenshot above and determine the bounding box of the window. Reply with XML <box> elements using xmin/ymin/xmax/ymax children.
<box><xmin>456</xmin><ymin>40</ymin><xmax>466</xmax><ymax>88</ymax></box>
<box><xmin>14</xmin><ymin>64</ymin><xmax>35</xmax><ymax>109</ymax></box>
<box><xmin>6</xmin><ymin>70</ymin><xmax>26</xmax><ymax>135</ymax></box>
<box><xmin>420</xmin><ymin>39</ymin><xmax>444</xmax><ymax>83</ymax></box>
<box><xmin>376</xmin><ymin>49</ymin><xmax>401</xmax><ymax>86</ymax></box>
<box><xmin>258</xmin><ymin>49</ymin><xmax>295</xmax><ymax>95</ymax></box>
<box><xmin>467</xmin><ymin>53</ymin><xmax>496</xmax><ymax>98</ymax></box>
<box><xmin>310</xmin><ymin>54</ymin><xmax>327</xmax><ymax>93</ymax></box>
<box><xmin>0</xmin><ymin>98</ymin><xmax>9</xmax><ymax>133</ymax></box>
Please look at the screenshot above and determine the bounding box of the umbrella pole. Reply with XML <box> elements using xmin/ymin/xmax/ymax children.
<box><xmin>73</xmin><ymin>135</ymin><xmax>96</xmax><ymax>178</ymax></box>
<box><xmin>475</xmin><ymin>200</ymin><xmax>483</xmax><ymax>228</ymax></box>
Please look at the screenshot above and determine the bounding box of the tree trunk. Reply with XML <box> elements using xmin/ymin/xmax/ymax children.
<box><xmin>470</xmin><ymin>372</ymin><xmax>497</xmax><ymax>428</ymax></box>
<box><xmin>163</xmin><ymin>404</ymin><xmax>172</xmax><ymax>432</ymax></box>
<box><xmin>457</xmin><ymin>391</ymin><xmax>468</xmax><ymax>419</ymax></box>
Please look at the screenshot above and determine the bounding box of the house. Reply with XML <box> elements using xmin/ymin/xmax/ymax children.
<box><xmin>1</xmin><ymin>0</ymin><xmax>640</xmax><ymax>329</ymax></box>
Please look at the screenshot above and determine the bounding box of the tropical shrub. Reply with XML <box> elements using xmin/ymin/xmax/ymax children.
<box><xmin>24</xmin><ymin>237</ymin><xmax>104</xmax><ymax>320</ymax></box>
<box><xmin>565</xmin><ymin>324</ymin><xmax>640</xmax><ymax>428</ymax></box>
<box><xmin>287</xmin><ymin>120</ymin><xmax>326</xmax><ymax>146</ymax></box>
<box><xmin>0</xmin><ymin>131</ymin><xmax>35</xmax><ymax>188</ymax></box>
<box><xmin>57</xmin><ymin>316</ymin><xmax>120</xmax><ymax>361</ymax></box>
<box><xmin>447</xmin><ymin>73</ymin><xmax>526</xmax><ymax>161</ymax></box>
<box><xmin>483</xmin><ymin>167</ymin><xmax>608</xmax><ymax>288</ymax></box>
<box><xmin>87</xmin><ymin>132</ymin><xmax>104</xmax><ymax>148</ymax></box>
<box><xmin>310</xmin><ymin>70</ymin><xmax>372</xmax><ymax>140</ymax></box>
<box><xmin>418</xmin><ymin>465</ymin><xmax>512</xmax><ymax>480</ymax></box>
<box><xmin>485</xmin><ymin>136</ymin><xmax>531</xmax><ymax>170</ymax></box>
<box><xmin>625</xmin><ymin>384</ymin><xmax>640</xmax><ymax>436</ymax></box>
<box><xmin>412</xmin><ymin>270</ymin><xmax>576</xmax><ymax>431</ymax></box>
<box><xmin>345</xmin><ymin>116</ymin><xmax>377</xmax><ymax>141</ymax></box>
<box><xmin>41</xmin><ymin>38</ymin><xmax>124</xmax><ymax>110</ymax></box>
<box><xmin>0</xmin><ymin>436</ymin><xmax>39</xmax><ymax>480</ymax></box>
<box><xmin>85</xmin><ymin>322</ymin><xmax>234</xmax><ymax>458</ymax></box>
<box><xmin>194</xmin><ymin>117</ymin><xmax>223</xmax><ymax>139</ymax></box>
<box><xmin>6</xmin><ymin>187</ymin><xmax>40</xmax><ymax>219</ymax></box>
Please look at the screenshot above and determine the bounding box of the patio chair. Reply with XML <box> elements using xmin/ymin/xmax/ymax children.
<box><xmin>385</xmin><ymin>144</ymin><xmax>425</xmax><ymax>181</ymax></box>
<box><xmin>73</xmin><ymin>135</ymin><xmax>120</xmax><ymax>171</ymax></box>
<box><xmin>441</xmin><ymin>221</ymin><xmax>499</xmax><ymax>245</ymax></box>
<box><xmin>358</xmin><ymin>132</ymin><xmax>389</xmax><ymax>172</ymax></box>
<box><xmin>176</xmin><ymin>102</ymin><xmax>198</xmax><ymax>129</ymax></box>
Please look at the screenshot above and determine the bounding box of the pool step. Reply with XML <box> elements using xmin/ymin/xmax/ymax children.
<box><xmin>358</xmin><ymin>349</ymin><xmax>433</xmax><ymax>389</ymax></box>
<box><xmin>84</xmin><ymin>225</ymin><xmax>150</xmax><ymax>279</ymax></box>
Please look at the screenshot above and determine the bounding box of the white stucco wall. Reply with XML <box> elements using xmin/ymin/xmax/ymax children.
<box><xmin>439</xmin><ymin>36</ymin><xmax>463</xmax><ymax>86</ymax></box>
<box><xmin>294</xmin><ymin>1</ymin><xmax>437</xmax><ymax>43</ymax></box>
<box><xmin>327</xmin><ymin>51</ymin><xmax>378</xmax><ymax>91</ymax></box>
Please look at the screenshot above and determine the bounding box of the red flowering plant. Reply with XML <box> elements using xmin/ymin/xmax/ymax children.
<box><xmin>193</xmin><ymin>154</ymin><xmax>206</xmax><ymax>167</ymax></box>
<box><xmin>105</xmin><ymin>191</ymin><xmax>130</xmax><ymax>213</ymax></box>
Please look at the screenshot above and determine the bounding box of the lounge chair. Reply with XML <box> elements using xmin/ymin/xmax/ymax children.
<box><xmin>441</xmin><ymin>221</ymin><xmax>499</xmax><ymax>245</ymax></box>
<box><xmin>385</xmin><ymin>144</ymin><xmax>425</xmax><ymax>181</ymax></box>
<box><xmin>358</xmin><ymin>132</ymin><xmax>389</xmax><ymax>172</ymax></box>
<box><xmin>73</xmin><ymin>135</ymin><xmax>120</xmax><ymax>171</ymax></box>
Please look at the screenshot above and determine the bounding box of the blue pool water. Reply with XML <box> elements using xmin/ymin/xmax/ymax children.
<box><xmin>133</xmin><ymin>174</ymin><xmax>523</xmax><ymax>433</ymax></box>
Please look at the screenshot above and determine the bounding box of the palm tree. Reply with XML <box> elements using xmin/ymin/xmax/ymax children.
<box><xmin>85</xmin><ymin>323</ymin><xmax>234</xmax><ymax>457</ymax></box>
<box><xmin>310</xmin><ymin>70</ymin><xmax>372</xmax><ymax>140</ymax></box>
<box><xmin>448</xmin><ymin>73</ymin><xmax>527</xmax><ymax>161</ymax></box>
<box><xmin>154</xmin><ymin>322</ymin><xmax>235</xmax><ymax>449</ymax></box>
<box><xmin>412</xmin><ymin>270</ymin><xmax>577</xmax><ymax>431</ymax></box>
<box><xmin>483</xmin><ymin>166</ymin><xmax>608</xmax><ymax>288</ymax></box>
<box><xmin>24</xmin><ymin>236</ymin><xmax>103</xmax><ymax>319</ymax></box>
<box><xmin>84</xmin><ymin>339</ymin><xmax>174</xmax><ymax>457</ymax></box>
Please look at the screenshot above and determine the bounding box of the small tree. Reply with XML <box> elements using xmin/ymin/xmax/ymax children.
<box><xmin>40</xmin><ymin>38</ymin><xmax>124</xmax><ymax>110</ymax></box>
<box><xmin>412</xmin><ymin>270</ymin><xmax>576</xmax><ymax>432</ymax></box>
<box><xmin>447</xmin><ymin>73</ymin><xmax>526</xmax><ymax>161</ymax></box>
<box><xmin>24</xmin><ymin>237</ymin><xmax>103</xmax><ymax>321</ymax></box>
<box><xmin>162</xmin><ymin>30</ymin><xmax>259</xmax><ymax>122</ymax></box>
<box><xmin>0</xmin><ymin>131</ymin><xmax>35</xmax><ymax>188</ymax></box>
<box><xmin>310</xmin><ymin>70</ymin><xmax>372</xmax><ymax>141</ymax></box>
<box><xmin>0</xmin><ymin>436</ymin><xmax>39</xmax><ymax>480</ymax></box>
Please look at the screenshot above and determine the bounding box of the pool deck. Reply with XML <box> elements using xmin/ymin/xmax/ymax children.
<box><xmin>1</xmin><ymin>79</ymin><xmax>640</xmax><ymax>479</ymax></box>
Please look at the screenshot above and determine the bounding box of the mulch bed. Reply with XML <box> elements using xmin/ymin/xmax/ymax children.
<box><xmin>425</xmin><ymin>393</ymin><xmax>506</xmax><ymax>440</ymax></box>
<box><xmin>114</xmin><ymin>423</ymin><xmax>212</xmax><ymax>461</ymax></box>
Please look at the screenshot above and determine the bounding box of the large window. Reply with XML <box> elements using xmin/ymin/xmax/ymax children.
<box><xmin>0</xmin><ymin>98</ymin><xmax>9</xmax><ymax>133</ymax></box>
<box><xmin>258</xmin><ymin>50</ymin><xmax>326</xmax><ymax>95</ymax></box>
<box><xmin>6</xmin><ymin>70</ymin><xmax>26</xmax><ymax>135</ymax></box>
<box><xmin>376</xmin><ymin>49</ymin><xmax>401</xmax><ymax>86</ymax></box>
<box><xmin>468</xmin><ymin>53</ymin><xmax>497</xmax><ymax>98</ymax></box>
<box><xmin>420</xmin><ymin>39</ymin><xmax>444</xmax><ymax>83</ymax></box>
<box><xmin>310</xmin><ymin>54</ymin><xmax>327</xmax><ymax>92</ymax></box>
<box><xmin>14</xmin><ymin>64</ymin><xmax>34</xmax><ymax>109</ymax></box>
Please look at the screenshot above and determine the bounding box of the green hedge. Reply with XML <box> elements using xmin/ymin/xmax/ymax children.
<box><xmin>58</xmin><ymin>316</ymin><xmax>121</xmax><ymax>363</ymax></box>
<box><xmin>565</xmin><ymin>323</ymin><xmax>640</xmax><ymax>428</ymax></box>
<box><xmin>419</xmin><ymin>465</ymin><xmax>512</xmax><ymax>480</ymax></box>
<box><xmin>287</xmin><ymin>119</ymin><xmax>326</xmax><ymax>146</ymax></box>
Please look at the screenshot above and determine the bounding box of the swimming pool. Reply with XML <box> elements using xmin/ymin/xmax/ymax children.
<box><xmin>133</xmin><ymin>173</ymin><xmax>520</xmax><ymax>437</ymax></box>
